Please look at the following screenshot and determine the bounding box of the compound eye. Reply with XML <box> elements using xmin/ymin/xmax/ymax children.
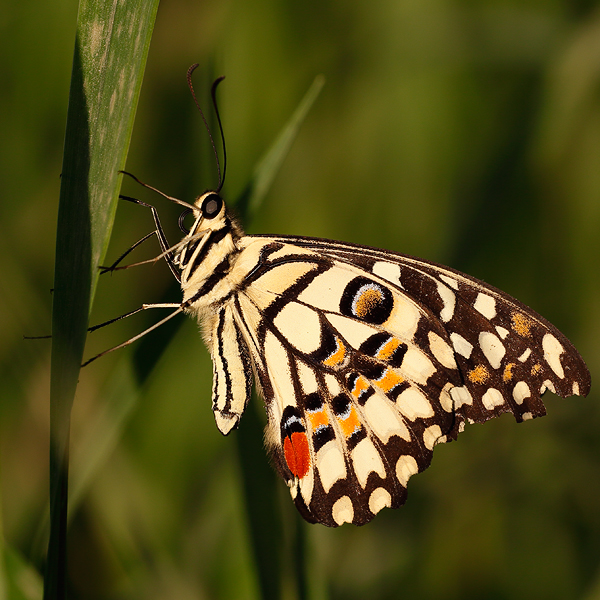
<box><xmin>201</xmin><ymin>193</ymin><xmax>223</xmax><ymax>219</ymax></box>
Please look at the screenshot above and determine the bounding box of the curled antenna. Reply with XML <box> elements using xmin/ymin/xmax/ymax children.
<box><xmin>187</xmin><ymin>64</ymin><xmax>227</xmax><ymax>193</ymax></box>
<box><xmin>211</xmin><ymin>76</ymin><xmax>227</xmax><ymax>192</ymax></box>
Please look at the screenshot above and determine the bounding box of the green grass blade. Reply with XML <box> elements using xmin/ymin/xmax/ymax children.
<box><xmin>235</xmin><ymin>74</ymin><xmax>325</xmax><ymax>222</ymax></box>
<box><xmin>46</xmin><ymin>1</ymin><xmax>159</xmax><ymax>598</ymax></box>
<box><xmin>2</xmin><ymin>546</ymin><xmax>43</xmax><ymax>600</ymax></box>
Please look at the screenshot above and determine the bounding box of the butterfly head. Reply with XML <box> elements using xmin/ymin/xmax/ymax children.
<box><xmin>175</xmin><ymin>190</ymin><xmax>241</xmax><ymax>286</ymax></box>
<box><xmin>178</xmin><ymin>190</ymin><xmax>227</xmax><ymax>241</ymax></box>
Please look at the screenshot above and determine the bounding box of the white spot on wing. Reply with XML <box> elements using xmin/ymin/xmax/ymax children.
<box><xmin>450</xmin><ymin>332</ymin><xmax>473</xmax><ymax>358</ymax></box>
<box><xmin>297</xmin><ymin>361</ymin><xmax>319</xmax><ymax>395</ymax></box>
<box><xmin>450</xmin><ymin>386</ymin><xmax>473</xmax><ymax>407</ymax></box>
<box><xmin>326</xmin><ymin>313</ymin><xmax>378</xmax><ymax>349</ymax></box>
<box><xmin>384</xmin><ymin>296</ymin><xmax>421</xmax><ymax>339</ymax></box>
<box><xmin>428</xmin><ymin>331</ymin><xmax>457</xmax><ymax>369</ymax></box>
<box><xmin>298</xmin><ymin>463</ymin><xmax>315</xmax><ymax>506</ymax></box>
<box><xmin>297</xmin><ymin>268</ymin><xmax>357</xmax><ymax>313</ymax></box>
<box><xmin>369</xmin><ymin>488</ymin><xmax>392</xmax><ymax>514</ymax></box>
<box><xmin>437</xmin><ymin>281</ymin><xmax>456</xmax><ymax>322</ymax></box>
<box><xmin>512</xmin><ymin>381</ymin><xmax>531</xmax><ymax>405</ymax></box>
<box><xmin>439</xmin><ymin>382</ymin><xmax>454</xmax><ymax>412</ymax></box>
<box><xmin>397</xmin><ymin>387</ymin><xmax>434</xmax><ymax>420</ymax></box>
<box><xmin>373</xmin><ymin>261</ymin><xmax>402</xmax><ymax>286</ymax></box>
<box><xmin>396</xmin><ymin>455</ymin><xmax>418</xmax><ymax>486</ymax></box>
<box><xmin>541</xmin><ymin>380</ymin><xmax>556</xmax><ymax>394</ymax></box>
<box><xmin>572</xmin><ymin>382</ymin><xmax>580</xmax><ymax>395</ymax></box>
<box><xmin>401</xmin><ymin>348</ymin><xmax>436</xmax><ymax>385</ymax></box>
<box><xmin>522</xmin><ymin>412</ymin><xmax>533</xmax><ymax>421</ymax></box>
<box><xmin>351</xmin><ymin>438</ymin><xmax>386</xmax><ymax>488</ymax></box>
<box><xmin>363</xmin><ymin>393</ymin><xmax>411</xmax><ymax>442</ymax></box>
<box><xmin>316</xmin><ymin>441</ymin><xmax>347</xmax><ymax>493</ymax></box>
<box><xmin>495</xmin><ymin>326</ymin><xmax>509</xmax><ymax>339</ymax></box>
<box><xmin>440</xmin><ymin>274</ymin><xmax>459</xmax><ymax>290</ymax></box>
<box><xmin>332</xmin><ymin>496</ymin><xmax>354</xmax><ymax>525</ymax></box>
<box><xmin>264</xmin><ymin>331</ymin><xmax>295</xmax><ymax>409</ymax></box>
<box><xmin>482</xmin><ymin>388</ymin><xmax>504</xmax><ymax>410</ymax></box>
<box><xmin>518</xmin><ymin>348</ymin><xmax>532</xmax><ymax>363</ymax></box>
<box><xmin>423</xmin><ymin>425</ymin><xmax>443</xmax><ymax>450</ymax></box>
<box><xmin>479</xmin><ymin>331</ymin><xmax>506</xmax><ymax>369</ymax></box>
<box><xmin>325</xmin><ymin>374</ymin><xmax>342</xmax><ymax>396</ymax></box>
<box><xmin>542</xmin><ymin>333</ymin><xmax>565</xmax><ymax>378</ymax></box>
<box><xmin>474</xmin><ymin>293</ymin><xmax>497</xmax><ymax>320</ymax></box>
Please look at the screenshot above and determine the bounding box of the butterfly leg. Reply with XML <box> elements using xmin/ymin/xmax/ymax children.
<box><xmin>99</xmin><ymin>230</ymin><xmax>158</xmax><ymax>274</ymax></box>
<box><xmin>82</xmin><ymin>303</ymin><xmax>183</xmax><ymax>367</ymax></box>
<box><xmin>99</xmin><ymin>195</ymin><xmax>180</xmax><ymax>281</ymax></box>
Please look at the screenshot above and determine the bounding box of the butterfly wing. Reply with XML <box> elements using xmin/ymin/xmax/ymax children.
<box><xmin>207</xmin><ymin>302</ymin><xmax>254</xmax><ymax>435</ymax></box>
<box><xmin>216</xmin><ymin>235</ymin><xmax>590</xmax><ymax>526</ymax></box>
<box><xmin>262</xmin><ymin>234</ymin><xmax>591</xmax><ymax>406</ymax></box>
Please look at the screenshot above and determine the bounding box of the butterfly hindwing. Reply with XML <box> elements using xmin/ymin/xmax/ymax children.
<box><xmin>220</xmin><ymin>240</ymin><xmax>448</xmax><ymax>524</ymax></box>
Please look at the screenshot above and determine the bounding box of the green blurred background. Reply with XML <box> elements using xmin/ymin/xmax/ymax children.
<box><xmin>2</xmin><ymin>0</ymin><xmax>600</xmax><ymax>598</ymax></box>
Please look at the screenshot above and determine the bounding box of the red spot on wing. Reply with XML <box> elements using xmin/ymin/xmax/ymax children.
<box><xmin>283</xmin><ymin>431</ymin><xmax>310</xmax><ymax>479</ymax></box>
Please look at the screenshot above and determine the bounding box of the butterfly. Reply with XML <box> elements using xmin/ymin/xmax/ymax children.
<box><xmin>95</xmin><ymin>70</ymin><xmax>590</xmax><ymax>527</ymax></box>
<box><xmin>97</xmin><ymin>178</ymin><xmax>590</xmax><ymax>528</ymax></box>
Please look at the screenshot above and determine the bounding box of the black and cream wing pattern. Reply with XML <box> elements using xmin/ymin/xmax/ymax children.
<box><xmin>100</xmin><ymin>185</ymin><xmax>590</xmax><ymax>528</ymax></box>
<box><xmin>178</xmin><ymin>190</ymin><xmax>590</xmax><ymax>527</ymax></box>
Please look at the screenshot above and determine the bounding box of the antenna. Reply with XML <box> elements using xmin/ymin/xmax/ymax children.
<box><xmin>187</xmin><ymin>64</ymin><xmax>227</xmax><ymax>192</ymax></box>
<box><xmin>210</xmin><ymin>76</ymin><xmax>227</xmax><ymax>192</ymax></box>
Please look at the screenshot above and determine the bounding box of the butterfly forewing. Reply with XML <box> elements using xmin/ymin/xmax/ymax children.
<box><xmin>209</xmin><ymin>303</ymin><xmax>253</xmax><ymax>435</ymax></box>
<box><xmin>263</xmin><ymin>234</ymin><xmax>591</xmax><ymax>406</ymax></box>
